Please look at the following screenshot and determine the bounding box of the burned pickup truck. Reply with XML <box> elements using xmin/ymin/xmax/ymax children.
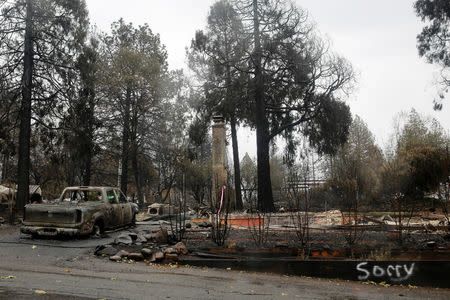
<box><xmin>21</xmin><ymin>186</ymin><xmax>138</xmax><ymax>237</ymax></box>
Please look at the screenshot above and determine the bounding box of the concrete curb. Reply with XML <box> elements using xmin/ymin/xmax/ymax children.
<box><xmin>179</xmin><ymin>257</ymin><xmax>450</xmax><ymax>288</ymax></box>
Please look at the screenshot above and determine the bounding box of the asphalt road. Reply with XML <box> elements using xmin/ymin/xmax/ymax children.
<box><xmin>0</xmin><ymin>224</ymin><xmax>449</xmax><ymax>300</ymax></box>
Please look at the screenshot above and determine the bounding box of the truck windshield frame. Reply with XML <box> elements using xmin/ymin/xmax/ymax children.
<box><xmin>61</xmin><ymin>189</ymin><xmax>102</xmax><ymax>203</ymax></box>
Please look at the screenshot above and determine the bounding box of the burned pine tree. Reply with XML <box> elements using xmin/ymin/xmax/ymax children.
<box><xmin>0</xmin><ymin>0</ymin><xmax>88</xmax><ymax>212</ymax></box>
<box><xmin>99</xmin><ymin>19</ymin><xmax>179</xmax><ymax>208</ymax></box>
<box><xmin>187</xmin><ymin>0</ymin><xmax>249</xmax><ymax>210</ymax></box>
<box><xmin>189</xmin><ymin>0</ymin><xmax>355</xmax><ymax>212</ymax></box>
<box><xmin>62</xmin><ymin>37</ymin><xmax>101</xmax><ymax>187</ymax></box>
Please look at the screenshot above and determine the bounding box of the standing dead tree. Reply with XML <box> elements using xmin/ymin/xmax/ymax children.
<box><xmin>168</xmin><ymin>196</ymin><xmax>187</xmax><ymax>243</ymax></box>
<box><xmin>389</xmin><ymin>192</ymin><xmax>417</xmax><ymax>244</ymax></box>
<box><xmin>381</xmin><ymin>158</ymin><xmax>420</xmax><ymax>245</ymax></box>
<box><xmin>438</xmin><ymin>146</ymin><xmax>449</xmax><ymax>227</ymax></box>
<box><xmin>284</xmin><ymin>148</ymin><xmax>319</xmax><ymax>252</ymax></box>
<box><xmin>210</xmin><ymin>184</ymin><xmax>231</xmax><ymax>246</ymax></box>
<box><xmin>340</xmin><ymin>188</ymin><xmax>365</xmax><ymax>248</ymax></box>
<box><xmin>247</xmin><ymin>192</ymin><xmax>271</xmax><ymax>247</ymax></box>
<box><xmin>328</xmin><ymin>171</ymin><xmax>366</xmax><ymax>249</ymax></box>
<box><xmin>168</xmin><ymin>175</ymin><xmax>188</xmax><ymax>243</ymax></box>
<box><xmin>284</xmin><ymin>174</ymin><xmax>310</xmax><ymax>252</ymax></box>
<box><xmin>438</xmin><ymin>182</ymin><xmax>449</xmax><ymax>227</ymax></box>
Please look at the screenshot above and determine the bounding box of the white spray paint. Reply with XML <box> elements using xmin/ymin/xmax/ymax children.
<box><xmin>356</xmin><ymin>262</ymin><xmax>415</xmax><ymax>282</ymax></box>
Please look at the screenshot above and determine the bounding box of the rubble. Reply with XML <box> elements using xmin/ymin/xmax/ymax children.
<box><xmin>136</xmin><ymin>234</ymin><xmax>147</xmax><ymax>243</ymax></box>
<box><xmin>163</xmin><ymin>247</ymin><xmax>176</xmax><ymax>255</ymax></box>
<box><xmin>96</xmin><ymin>208</ymin><xmax>449</xmax><ymax>271</ymax></box>
<box><xmin>128</xmin><ymin>232</ymin><xmax>138</xmax><ymax>241</ymax></box>
<box><xmin>424</xmin><ymin>224</ymin><xmax>437</xmax><ymax>232</ymax></box>
<box><xmin>311</xmin><ymin>210</ymin><xmax>343</xmax><ymax>226</ymax></box>
<box><xmin>114</xmin><ymin>234</ymin><xmax>133</xmax><ymax>245</ymax></box>
<box><xmin>152</xmin><ymin>252</ymin><xmax>164</xmax><ymax>262</ymax></box>
<box><xmin>147</xmin><ymin>203</ymin><xmax>178</xmax><ymax>215</ymax></box>
<box><xmin>382</xmin><ymin>215</ymin><xmax>394</xmax><ymax>222</ymax></box>
<box><xmin>427</xmin><ymin>241</ymin><xmax>437</xmax><ymax>248</ymax></box>
<box><xmin>196</xmin><ymin>206</ymin><xmax>210</xmax><ymax>217</ymax></box>
<box><xmin>109</xmin><ymin>255</ymin><xmax>121</xmax><ymax>262</ymax></box>
<box><xmin>141</xmin><ymin>248</ymin><xmax>153</xmax><ymax>257</ymax></box>
<box><xmin>227</xmin><ymin>242</ymin><xmax>237</xmax><ymax>249</ymax></box>
<box><xmin>173</xmin><ymin>242</ymin><xmax>188</xmax><ymax>255</ymax></box>
<box><xmin>128</xmin><ymin>252</ymin><xmax>144</xmax><ymax>261</ymax></box>
<box><xmin>96</xmin><ymin>226</ymin><xmax>193</xmax><ymax>266</ymax></box>
<box><xmin>144</xmin><ymin>233</ymin><xmax>156</xmax><ymax>241</ymax></box>
<box><xmin>155</xmin><ymin>228</ymin><xmax>168</xmax><ymax>243</ymax></box>
<box><xmin>116</xmin><ymin>250</ymin><xmax>130</xmax><ymax>258</ymax></box>
<box><xmin>165</xmin><ymin>253</ymin><xmax>178</xmax><ymax>262</ymax></box>
<box><xmin>95</xmin><ymin>245</ymin><xmax>118</xmax><ymax>256</ymax></box>
<box><xmin>198</xmin><ymin>221</ymin><xmax>212</xmax><ymax>228</ymax></box>
<box><xmin>438</xmin><ymin>220</ymin><xmax>447</xmax><ymax>226</ymax></box>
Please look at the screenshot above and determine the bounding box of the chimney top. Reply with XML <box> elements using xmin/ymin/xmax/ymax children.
<box><xmin>213</xmin><ymin>115</ymin><xmax>224</xmax><ymax>123</ymax></box>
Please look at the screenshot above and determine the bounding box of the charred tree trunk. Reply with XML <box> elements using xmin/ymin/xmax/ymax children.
<box><xmin>1</xmin><ymin>152</ymin><xmax>8</xmax><ymax>182</ymax></box>
<box><xmin>129</xmin><ymin>94</ymin><xmax>143</xmax><ymax>208</ymax></box>
<box><xmin>253</xmin><ymin>0</ymin><xmax>274</xmax><ymax>212</ymax></box>
<box><xmin>230</xmin><ymin>116</ymin><xmax>243</xmax><ymax>210</ymax></box>
<box><xmin>120</xmin><ymin>87</ymin><xmax>131</xmax><ymax>195</ymax></box>
<box><xmin>82</xmin><ymin>98</ymin><xmax>95</xmax><ymax>186</ymax></box>
<box><xmin>131</xmin><ymin>141</ymin><xmax>143</xmax><ymax>209</ymax></box>
<box><xmin>17</xmin><ymin>0</ymin><xmax>34</xmax><ymax>213</ymax></box>
<box><xmin>224</xmin><ymin>27</ymin><xmax>243</xmax><ymax>210</ymax></box>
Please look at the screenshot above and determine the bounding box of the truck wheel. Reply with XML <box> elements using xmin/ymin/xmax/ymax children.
<box><xmin>91</xmin><ymin>220</ymin><xmax>104</xmax><ymax>237</ymax></box>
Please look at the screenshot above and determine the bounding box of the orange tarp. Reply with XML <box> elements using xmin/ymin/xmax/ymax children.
<box><xmin>191</xmin><ymin>217</ymin><xmax>264</xmax><ymax>227</ymax></box>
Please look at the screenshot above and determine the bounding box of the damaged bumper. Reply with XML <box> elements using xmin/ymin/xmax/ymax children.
<box><xmin>20</xmin><ymin>225</ymin><xmax>91</xmax><ymax>236</ymax></box>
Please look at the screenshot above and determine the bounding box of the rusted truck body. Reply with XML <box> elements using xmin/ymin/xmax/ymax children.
<box><xmin>21</xmin><ymin>186</ymin><xmax>138</xmax><ymax>237</ymax></box>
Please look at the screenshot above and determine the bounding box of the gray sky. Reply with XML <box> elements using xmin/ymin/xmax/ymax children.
<box><xmin>86</xmin><ymin>0</ymin><xmax>449</xmax><ymax>157</ymax></box>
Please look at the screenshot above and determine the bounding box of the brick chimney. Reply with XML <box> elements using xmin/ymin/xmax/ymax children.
<box><xmin>212</xmin><ymin>116</ymin><xmax>227</xmax><ymax>208</ymax></box>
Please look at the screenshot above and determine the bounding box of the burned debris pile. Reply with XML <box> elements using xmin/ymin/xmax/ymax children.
<box><xmin>94</xmin><ymin>229</ymin><xmax>190</xmax><ymax>264</ymax></box>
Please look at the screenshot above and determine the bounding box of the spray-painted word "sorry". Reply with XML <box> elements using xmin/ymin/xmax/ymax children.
<box><xmin>356</xmin><ymin>262</ymin><xmax>415</xmax><ymax>282</ymax></box>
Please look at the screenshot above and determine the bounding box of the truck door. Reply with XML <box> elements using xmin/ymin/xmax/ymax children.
<box><xmin>106</xmin><ymin>189</ymin><xmax>123</xmax><ymax>227</ymax></box>
<box><xmin>115</xmin><ymin>189</ymin><xmax>132</xmax><ymax>225</ymax></box>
